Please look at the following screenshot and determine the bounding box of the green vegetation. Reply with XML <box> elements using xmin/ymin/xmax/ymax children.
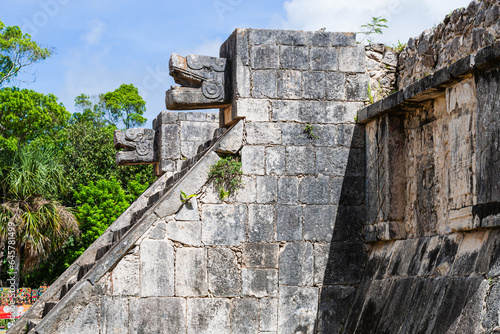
<box><xmin>180</xmin><ymin>191</ymin><xmax>197</xmax><ymax>204</ymax></box>
<box><xmin>303</xmin><ymin>124</ymin><xmax>319</xmax><ymax>140</ymax></box>
<box><xmin>360</xmin><ymin>16</ymin><xmax>388</xmax><ymax>43</ymax></box>
<box><xmin>0</xmin><ymin>17</ymin><xmax>153</xmax><ymax>288</ymax></box>
<box><xmin>208</xmin><ymin>156</ymin><xmax>243</xmax><ymax>200</ymax></box>
<box><xmin>391</xmin><ymin>40</ymin><xmax>407</xmax><ymax>53</ymax></box>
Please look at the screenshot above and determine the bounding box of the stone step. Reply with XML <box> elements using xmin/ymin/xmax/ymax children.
<box><xmin>26</xmin><ymin>319</ymin><xmax>41</xmax><ymax>332</ymax></box>
<box><xmin>42</xmin><ymin>301</ymin><xmax>58</xmax><ymax>318</ymax></box>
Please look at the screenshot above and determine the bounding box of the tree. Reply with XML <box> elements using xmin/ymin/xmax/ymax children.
<box><xmin>0</xmin><ymin>19</ymin><xmax>53</xmax><ymax>86</ymax></box>
<box><xmin>0</xmin><ymin>145</ymin><xmax>79</xmax><ymax>288</ymax></box>
<box><xmin>0</xmin><ymin>87</ymin><xmax>70</xmax><ymax>151</ymax></box>
<box><xmin>101</xmin><ymin>84</ymin><xmax>146</xmax><ymax>129</ymax></box>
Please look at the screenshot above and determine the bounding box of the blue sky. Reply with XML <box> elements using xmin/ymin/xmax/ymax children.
<box><xmin>1</xmin><ymin>0</ymin><xmax>471</xmax><ymax>127</ymax></box>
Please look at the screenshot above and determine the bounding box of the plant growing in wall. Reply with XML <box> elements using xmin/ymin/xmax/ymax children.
<box><xmin>304</xmin><ymin>124</ymin><xmax>319</xmax><ymax>140</ymax></box>
<box><xmin>180</xmin><ymin>191</ymin><xmax>196</xmax><ymax>204</ymax></box>
<box><xmin>359</xmin><ymin>16</ymin><xmax>388</xmax><ymax>43</ymax></box>
<box><xmin>208</xmin><ymin>156</ymin><xmax>243</xmax><ymax>200</ymax></box>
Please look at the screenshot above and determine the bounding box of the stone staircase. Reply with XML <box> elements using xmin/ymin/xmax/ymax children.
<box><xmin>14</xmin><ymin>128</ymin><xmax>227</xmax><ymax>334</ymax></box>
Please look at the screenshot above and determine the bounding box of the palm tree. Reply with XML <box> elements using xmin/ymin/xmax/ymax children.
<box><xmin>0</xmin><ymin>145</ymin><xmax>79</xmax><ymax>290</ymax></box>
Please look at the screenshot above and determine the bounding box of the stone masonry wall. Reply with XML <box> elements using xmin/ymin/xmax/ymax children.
<box><xmin>364</xmin><ymin>43</ymin><xmax>398</xmax><ymax>103</ymax></box>
<box><xmin>398</xmin><ymin>0</ymin><xmax>500</xmax><ymax>89</ymax></box>
<box><xmin>152</xmin><ymin>111</ymin><xmax>219</xmax><ymax>176</ymax></box>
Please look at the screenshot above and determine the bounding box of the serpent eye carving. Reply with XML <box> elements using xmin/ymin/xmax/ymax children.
<box><xmin>202</xmin><ymin>79</ymin><xmax>223</xmax><ymax>99</ymax></box>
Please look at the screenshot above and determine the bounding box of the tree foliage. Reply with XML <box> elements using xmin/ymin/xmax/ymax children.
<box><xmin>360</xmin><ymin>16</ymin><xmax>389</xmax><ymax>43</ymax></box>
<box><xmin>101</xmin><ymin>83</ymin><xmax>146</xmax><ymax>129</ymax></box>
<box><xmin>0</xmin><ymin>19</ymin><xmax>53</xmax><ymax>86</ymax></box>
<box><xmin>0</xmin><ymin>87</ymin><xmax>70</xmax><ymax>151</ymax></box>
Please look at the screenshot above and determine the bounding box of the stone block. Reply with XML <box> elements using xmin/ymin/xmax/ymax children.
<box><xmin>233</xmin><ymin>176</ymin><xmax>257</xmax><ymax>203</ymax></box>
<box><xmin>112</xmin><ymin>253</ymin><xmax>140</xmax><ymax>296</ymax></box>
<box><xmin>282</xmin><ymin>123</ymin><xmax>311</xmax><ymax>146</ymax></box>
<box><xmin>165</xmin><ymin>220</ymin><xmax>202</xmax><ymax>246</ymax></box>
<box><xmin>331</xmin><ymin>206</ymin><xmax>364</xmax><ymax>242</ymax></box>
<box><xmin>260</xmin><ymin>298</ymin><xmax>278</xmax><ymax>332</ymax></box>
<box><xmin>330</xmin><ymin>177</ymin><xmax>343</xmax><ymax>205</ymax></box>
<box><xmin>242</xmin><ymin>145</ymin><xmax>266</xmax><ymax>175</ymax></box>
<box><xmin>339</xmin><ymin>45</ymin><xmax>366</xmax><ymax>72</ymax></box>
<box><xmin>302</xmin><ymin>71</ymin><xmax>325</xmax><ymax>99</ymax></box>
<box><xmin>279</xmin><ymin>242</ymin><xmax>314</xmax><ymax>286</ymax></box>
<box><xmin>252</xmin><ymin>70</ymin><xmax>277</xmax><ymax>98</ymax></box>
<box><xmin>181</xmin><ymin>141</ymin><xmax>200</xmax><ymax>159</ymax></box>
<box><xmin>271</xmin><ymin>100</ymin><xmax>301</xmax><ymax>122</ymax></box>
<box><xmin>231</xmin><ymin>298</ymin><xmax>259</xmax><ymax>334</ymax></box>
<box><xmin>102</xmin><ymin>297</ymin><xmax>128</xmax><ymax>334</ymax></box>
<box><xmin>303</xmin><ymin>205</ymin><xmax>336</xmax><ymax>241</ymax></box>
<box><xmin>214</xmin><ymin>120</ymin><xmax>243</xmax><ymax>154</ymax></box>
<box><xmin>242</xmin><ymin>268</ymin><xmax>278</xmax><ymax>298</ymax></box>
<box><xmin>331</xmin><ymin>32</ymin><xmax>356</xmax><ymax>46</ymax></box>
<box><xmin>246</xmin><ymin>122</ymin><xmax>282</xmax><ymax>145</ymax></box>
<box><xmin>175</xmin><ymin>247</ymin><xmax>207</xmax><ymax>297</ymax></box>
<box><xmin>249</xmin><ymin>29</ymin><xmax>277</xmax><ymax>45</ymax></box>
<box><xmin>277</xmin><ymin>30</ymin><xmax>306</xmax><ymax>45</ymax></box>
<box><xmin>180</xmin><ymin>122</ymin><xmax>218</xmax><ymax>142</ymax></box>
<box><xmin>278</xmin><ymin>286</ymin><xmax>319</xmax><ymax>334</ymax></box>
<box><xmin>322</xmin><ymin>242</ymin><xmax>367</xmax><ymax>284</ymax></box>
<box><xmin>325</xmin><ymin>72</ymin><xmax>346</xmax><ymax>100</ymax></box>
<box><xmin>285</xmin><ymin>146</ymin><xmax>315</xmax><ymax>175</ymax></box>
<box><xmin>310</xmin><ymin>47</ymin><xmax>338</xmax><ymax>71</ymax></box>
<box><xmin>316</xmin><ymin>286</ymin><xmax>356</xmax><ymax>334</ymax></box>
<box><xmin>316</xmin><ymin>147</ymin><xmax>349</xmax><ymax>176</ymax></box>
<box><xmin>299</xmin><ymin>176</ymin><xmax>331</xmax><ymax>204</ymax></box>
<box><xmin>277</xmin><ymin>70</ymin><xmax>302</xmax><ymax>99</ymax></box>
<box><xmin>208</xmin><ymin>247</ymin><xmax>241</xmax><ymax>297</ymax></box>
<box><xmin>175</xmin><ymin>198</ymin><xmax>200</xmax><ymax>221</ymax></box>
<box><xmin>248</xmin><ymin>204</ymin><xmax>275</xmax><ymax>242</ymax></box>
<box><xmin>185</xmin><ymin>111</ymin><xmax>207</xmax><ymax>121</ymax></box>
<box><xmin>346</xmin><ymin>73</ymin><xmax>369</xmax><ymax>101</ymax></box>
<box><xmin>140</xmin><ymin>240</ymin><xmax>174</xmax><ymax>297</ymax></box>
<box><xmin>232</xmin><ymin>99</ymin><xmax>270</xmax><ymax>122</ymax></box>
<box><xmin>187</xmin><ymin>299</ymin><xmax>230</xmax><ymax>334</ymax></box>
<box><xmin>159</xmin><ymin>124</ymin><xmax>180</xmax><ymax>159</ymax></box>
<box><xmin>206</xmin><ymin>112</ymin><xmax>218</xmax><ymax>122</ymax></box>
<box><xmin>277</xmin><ymin>205</ymin><xmax>302</xmax><ymax>241</ymax></box>
<box><xmin>202</xmin><ymin>204</ymin><xmax>247</xmax><ymax>246</ymax></box>
<box><xmin>243</xmin><ymin>243</ymin><xmax>279</xmax><ymax>268</ymax></box>
<box><xmin>278</xmin><ymin>176</ymin><xmax>299</xmax><ymax>204</ymax></box>
<box><xmin>266</xmin><ymin>146</ymin><xmax>285</xmax><ymax>175</ymax></box>
<box><xmin>314</xmin><ymin>243</ymin><xmax>329</xmax><ymax>285</ymax></box>
<box><xmin>148</xmin><ymin>221</ymin><xmax>167</xmax><ymax>240</ymax></box>
<box><xmin>129</xmin><ymin>297</ymin><xmax>186</xmax><ymax>334</ymax></box>
<box><xmin>280</xmin><ymin>46</ymin><xmax>309</xmax><ymax>70</ymax></box>
<box><xmin>251</xmin><ymin>45</ymin><xmax>280</xmax><ymax>69</ymax></box>
<box><xmin>256</xmin><ymin>175</ymin><xmax>278</xmax><ymax>204</ymax></box>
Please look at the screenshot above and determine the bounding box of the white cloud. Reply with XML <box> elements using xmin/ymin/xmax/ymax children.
<box><xmin>81</xmin><ymin>19</ymin><xmax>105</xmax><ymax>46</ymax></box>
<box><xmin>280</xmin><ymin>0</ymin><xmax>472</xmax><ymax>44</ymax></box>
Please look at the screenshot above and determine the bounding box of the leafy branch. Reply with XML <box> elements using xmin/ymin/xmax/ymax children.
<box><xmin>359</xmin><ymin>16</ymin><xmax>388</xmax><ymax>43</ymax></box>
<box><xmin>208</xmin><ymin>156</ymin><xmax>243</xmax><ymax>200</ymax></box>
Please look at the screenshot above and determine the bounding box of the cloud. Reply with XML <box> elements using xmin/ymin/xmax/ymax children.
<box><xmin>81</xmin><ymin>19</ymin><xmax>105</xmax><ymax>46</ymax></box>
<box><xmin>280</xmin><ymin>0</ymin><xmax>472</xmax><ymax>44</ymax></box>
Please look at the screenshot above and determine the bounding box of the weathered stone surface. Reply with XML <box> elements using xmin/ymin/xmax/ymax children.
<box><xmin>243</xmin><ymin>243</ymin><xmax>279</xmax><ymax>268</ymax></box>
<box><xmin>248</xmin><ymin>204</ymin><xmax>275</xmax><ymax>241</ymax></box>
<box><xmin>148</xmin><ymin>221</ymin><xmax>167</xmax><ymax>240</ymax></box>
<box><xmin>241</xmin><ymin>146</ymin><xmax>265</xmax><ymax>175</ymax></box>
<box><xmin>299</xmin><ymin>176</ymin><xmax>331</xmax><ymax>204</ymax></box>
<box><xmin>214</xmin><ymin>120</ymin><xmax>243</xmax><ymax>154</ymax></box>
<box><xmin>266</xmin><ymin>146</ymin><xmax>285</xmax><ymax>175</ymax></box>
<box><xmin>325</xmin><ymin>72</ymin><xmax>346</xmax><ymax>100</ymax></box>
<box><xmin>251</xmin><ymin>45</ymin><xmax>279</xmax><ymax>69</ymax></box>
<box><xmin>112</xmin><ymin>253</ymin><xmax>140</xmax><ymax>296</ymax></box>
<box><xmin>302</xmin><ymin>71</ymin><xmax>325</xmax><ymax>99</ymax></box>
<box><xmin>323</xmin><ymin>242</ymin><xmax>367</xmax><ymax>284</ymax></box>
<box><xmin>249</xmin><ymin>29</ymin><xmax>277</xmax><ymax>45</ymax></box>
<box><xmin>129</xmin><ymin>298</ymin><xmax>186</xmax><ymax>334</ymax></box>
<box><xmin>280</xmin><ymin>46</ymin><xmax>309</xmax><ymax>70</ymax></box>
<box><xmin>242</xmin><ymin>268</ymin><xmax>278</xmax><ymax>298</ymax></box>
<box><xmin>57</xmin><ymin>300</ymin><xmax>101</xmax><ymax>334</ymax></box>
<box><xmin>260</xmin><ymin>298</ymin><xmax>278</xmax><ymax>332</ymax></box>
<box><xmin>202</xmin><ymin>204</ymin><xmax>247</xmax><ymax>246</ymax></box>
<box><xmin>278</xmin><ymin>286</ymin><xmax>319</xmax><ymax>334</ymax></box>
<box><xmin>231</xmin><ymin>298</ymin><xmax>259</xmax><ymax>334</ymax></box>
<box><xmin>102</xmin><ymin>297</ymin><xmax>128</xmax><ymax>334</ymax></box>
<box><xmin>310</xmin><ymin>47</ymin><xmax>338</xmax><ymax>71</ymax></box>
<box><xmin>285</xmin><ymin>146</ymin><xmax>315</xmax><ymax>175</ymax></box>
<box><xmin>140</xmin><ymin>240</ymin><xmax>174</xmax><ymax>297</ymax></box>
<box><xmin>187</xmin><ymin>299</ymin><xmax>230</xmax><ymax>334</ymax></box>
<box><xmin>278</xmin><ymin>176</ymin><xmax>298</xmax><ymax>204</ymax></box>
<box><xmin>208</xmin><ymin>247</ymin><xmax>241</xmax><ymax>297</ymax></box>
<box><xmin>277</xmin><ymin>205</ymin><xmax>302</xmax><ymax>241</ymax></box>
<box><xmin>346</xmin><ymin>73</ymin><xmax>369</xmax><ymax>101</ymax></box>
<box><xmin>278</xmin><ymin>70</ymin><xmax>302</xmax><ymax>99</ymax></box>
<box><xmin>279</xmin><ymin>242</ymin><xmax>314</xmax><ymax>286</ymax></box>
<box><xmin>231</xmin><ymin>99</ymin><xmax>270</xmax><ymax>122</ymax></box>
<box><xmin>175</xmin><ymin>198</ymin><xmax>200</xmax><ymax>221</ymax></box>
<box><xmin>282</xmin><ymin>122</ymin><xmax>312</xmax><ymax>146</ymax></box>
<box><xmin>256</xmin><ymin>175</ymin><xmax>278</xmax><ymax>204</ymax></box>
<box><xmin>246</xmin><ymin>122</ymin><xmax>281</xmax><ymax>145</ymax></box>
<box><xmin>252</xmin><ymin>70</ymin><xmax>277</xmax><ymax>98</ymax></box>
<box><xmin>165</xmin><ymin>220</ymin><xmax>202</xmax><ymax>246</ymax></box>
<box><xmin>233</xmin><ymin>176</ymin><xmax>257</xmax><ymax>203</ymax></box>
<box><xmin>175</xmin><ymin>247</ymin><xmax>207</xmax><ymax>297</ymax></box>
<box><xmin>303</xmin><ymin>205</ymin><xmax>335</xmax><ymax>241</ymax></box>
<box><xmin>114</xmin><ymin>128</ymin><xmax>156</xmax><ymax>165</ymax></box>
<box><xmin>316</xmin><ymin>286</ymin><xmax>356</xmax><ymax>334</ymax></box>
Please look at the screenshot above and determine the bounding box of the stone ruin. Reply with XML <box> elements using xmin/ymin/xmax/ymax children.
<box><xmin>9</xmin><ymin>1</ymin><xmax>500</xmax><ymax>333</ymax></box>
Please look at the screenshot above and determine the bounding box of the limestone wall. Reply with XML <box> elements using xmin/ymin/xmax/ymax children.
<box><xmin>364</xmin><ymin>43</ymin><xmax>397</xmax><ymax>103</ymax></box>
<box><xmin>398</xmin><ymin>0</ymin><xmax>500</xmax><ymax>89</ymax></box>
<box><xmin>152</xmin><ymin>111</ymin><xmax>219</xmax><ymax>176</ymax></box>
